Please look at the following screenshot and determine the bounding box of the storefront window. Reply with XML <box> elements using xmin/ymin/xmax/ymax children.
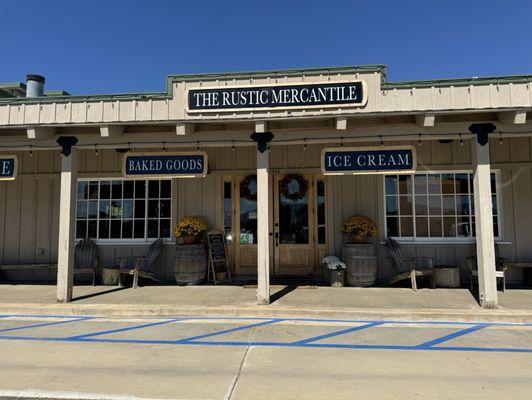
<box><xmin>279</xmin><ymin>175</ymin><xmax>309</xmax><ymax>244</ymax></box>
<box><xmin>76</xmin><ymin>179</ymin><xmax>171</xmax><ymax>240</ymax></box>
<box><xmin>316</xmin><ymin>179</ymin><xmax>326</xmax><ymax>244</ymax></box>
<box><xmin>385</xmin><ymin>172</ymin><xmax>500</xmax><ymax>239</ymax></box>
<box><xmin>224</xmin><ymin>180</ymin><xmax>232</xmax><ymax>243</ymax></box>
<box><xmin>239</xmin><ymin>176</ymin><xmax>257</xmax><ymax>244</ymax></box>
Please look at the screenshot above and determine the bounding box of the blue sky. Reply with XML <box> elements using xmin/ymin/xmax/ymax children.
<box><xmin>1</xmin><ymin>1</ymin><xmax>531</xmax><ymax>94</ymax></box>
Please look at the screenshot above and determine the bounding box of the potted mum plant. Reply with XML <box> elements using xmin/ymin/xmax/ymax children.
<box><xmin>341</xmin><ymin>215</ymin><xmax>378</xmax><ymax>244</ymax></box>
<box><xmin>173</xmin><ymin>216</ymin><xmax>208</xmax><ymax>244</ymax></box>
<box><xmin>322</xmin><ymin>256</ymin><xmax>347</xmax><ymax>287</ymax></box>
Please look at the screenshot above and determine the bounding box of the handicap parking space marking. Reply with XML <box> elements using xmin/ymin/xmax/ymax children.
<box><xmin>291</xmin><ymin>321</ymin><xmax>385</xmax><ymax>345</ymax></box>
<box><xmin>0</xmin><ymin>316</ymin><xmax>92</xmax><ymax>334</ymax></box>
<box><xmin>414</xmin><ymin>323</ymin><xmax>491</xmax><ymax>349</ymax></box>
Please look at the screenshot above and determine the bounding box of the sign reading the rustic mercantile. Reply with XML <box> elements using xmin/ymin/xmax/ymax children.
<box><xmin>321</xmin><ymin>146</ymin><xmax>416</xmax><ymax>175</ymax></box>
<box><xmin>0</xmin><ymin>156</ymin><xmax>17</xmax><ymax>181</ymax></box>
<box><xmin>187</xmin><ymin>81</ymin><xmax>367</xmax><ymax>112</ymax></box>
<box><xmin>122</xmin><ymin>152</ymin><xmax>208</xmax><ymax>178</ymax></box>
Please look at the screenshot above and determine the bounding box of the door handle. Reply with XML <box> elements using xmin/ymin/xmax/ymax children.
<box><xmin>274</xmin><ymin>232</ymin><xmax>279</xmax><ymax>246</ymax></box>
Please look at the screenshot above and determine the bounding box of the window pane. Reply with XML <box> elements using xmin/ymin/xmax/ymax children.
<box><xmin>110</xmin><ymin>220</ymin><xmax>121</xmax><ymax>238</ymax></box>
<box><xmin>400</xmin><ymin>217</ymin><xmax>413</xmax><ymax>236</ymax></box>
<box><xmin>429</xmin><ymin>196</ymin><xmax>442</xmax><ymax>215</ymax></box>
<box><xmin>415</xmin><ymin>195</ymin><xmax>428</xmax><ymax>215</ymax></box>
<box><xmin>135</xmin><ymin>180</ymin><xmax>146</xmax><ymax>198</ymax></box>
<box><xmin>88</xmin><ymin>201</ymin><xmax>98</xmax><ymax>218</ymax></box>
<box><xmin>148</xmin><ymin>200</ymin><xmax>159</xmax><ymax>218</ymax></box>
<box><xmin>239</xmin><ymin>177</ymin><xmax>257</xmax><ymax>244</ymax></box>
<box><xmin>399</xmin><ymin>196</ymin><xmax>413</xmax><ymax>215</ymax></box>
<box><xmin>123</xmin><ymin>200</ymin><xmax>133</xmax><ymax>219</ymax></box>
<box><xmin>111</xmin><ymin>181</ymin><xmax>122</xmax><ymax>199</ymax></box>
<box><xmin>122</xmin><ymin>220</ymin><xmax>133</xmax><ymax>239</ymax></box>
<box><xmin>398</xmin><ymin>175</ymin><xmax>412</xmax><ymax>195</ymax></box>
<box><xmin>386</xmin><ymin>196</ymin><xmax>398</xmax><ymax>216</ymax></box>
<box><xmin>160</xmin><ymin>200</ymin><xmax>171</xmax><ymax>218</ymax></box>
<box><xmin>88</xmin><ymin>182</ymin><xmax>99</xmax><ymax>199</ymax></box>
<box><xmin>442</xmin><ymin>195</ymin><xmax>455</xmax><ymax>215</ymax></box>
<box><xmin>456</xmin><ymin>217</ymin><xmax>472</xmax><ymax>237</ymax></box>
<box><xmin>429</xmin><ymin>218</ymin><xmax>443</xmax><ymax>237</ymax></box>
<box><xmin>414</xmin><ymin>175</ymin><xmax>427</xmax><ymax>194</ymax></box>
<box><xmin>415</xmin><ymin>217</ymin><xmax>429</xmax><ymax>237</ymax></box>
<box><xmin>444</xmin><ymin>217</ymin><xmax>457</xmax><ymax>237</ymax></box>
<box><xmin>224</xmin><ymin>181</ymin><xmax>232</xmax><ymax>243</ymax></box>
<box><xmin>491</xmin><ymin>173</ymin><xmax>496</xmax><ymax>194</ymax></box>
<box><xmin>99</xmin><ymin>220</ymin><xmax>110</xmax><ymax>239</ymax></box>
<box><xmin>76</xmin><ymin>220</ymin><xmax>87</xmax><ymax>239</ymax></box>
<box><xmin>386</xmin><ymin>217</ymin><xmax>398</xmax><ymax>236</ymax></box>
<box><xmin>134</xmin><ymin>200</ymin><xmax>145</xmax><ymax>218</ymax></box>
<box><xmin>278</xmin><ymin>176</ymin><xmax>309</xmax><ymax>244</ymax></box>
<box><xmin>134</xmin><ymin>220</ymin><xmax>144</xmax><ymax>238</ymax></box>
<box><xmin>160</xmin><ymin>180</ymin><xmax>171</xmax><ymax>198</ymax></box>
<box><xmin>160</xmin><ymin>219</ymin><xmax>171</xmax><ymax>238</ymax></box>
<box><xmin>77</xmin><ymin>201</ymin><xmax>87</xmax><ymax>219</ymax></box>
<box><xmin>110</xmin><ymin>201</ymin><xmax>122</xmax><ymax>218</ymax></box>
<box><xmin>100</xmin><ymin>181</ymin><xmax>111</xmax><ymax>199</ymax></box>
<box><xmin>88</xmin><ymin>220</ymin><xmax>97</xmax><ymax>238</ymax></box>
<box><xmin>147</xmin><ymin>219</ymin><xmax>159</xmax><ymax>238</ymax></box>
<box><xmin>428</xmin><ymin>175</ymin><xmax>441</xmax><ymax>194</ymax></box>
<box><xmin>493</xmin><ymin>217</ymin><xmax>499</xmax><ymax>237</ymax></box>
<box><xmin>123</xmin><ymin>181</ymin><xmax>134</xmax><ymax>198</ymax></box>
<box><xmin>385</xmin><ymin>176</ymin><xmax>398</xmax><ymax>195</ymax></box>
<box><xmin>317</xmin><ymin>180</ymin><xmax>326</xmax><ymax>245</ymax></box>
<box><xmin>148</xmin><ymin>181</ymin><xmax>159</xmax><ymax>198</ymax></box>
<box><xmin>441</xmin><ymin>174</ymin><xmax>456</xmax><ymax>194</ymax></box>
<box><xmin>455</xmin><ymin>174</ymin><xmax>469</xmax><ymax>194</ymax></box>
<box><xmin>492</xmin><ymin>195</ymin><xmax>498</xmax><ymax>215</ymax></box>
<box><xmin>77</xmin><ymin>182</ymin><xmax>88</xmax><ymax>200</ymax></box>
<box><xmin>99</xmin><ymin>200</ymin><xmax>110</xmax><ymax>218</ymax></box>
<box><xmin>457</xmin><ymin>195</ymin><xmax>470</xmax><ymax>215</ymax></box>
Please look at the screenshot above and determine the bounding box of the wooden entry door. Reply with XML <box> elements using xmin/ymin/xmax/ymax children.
<box><xmin>233</xmin><ymin>175</ymin><xmax>258</xmax><ymax>276</ymax></box>
<box><xmin>273</xmin><ymin>174</ymin><xmax>315</xmax><ymax>276</ymax></box>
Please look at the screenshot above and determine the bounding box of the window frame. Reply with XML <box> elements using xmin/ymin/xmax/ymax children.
<box><xmin>382</xmin><ymin>169</ymin><xmax>502</xmax><ymax>243</ymax></box>
<box><xmin>76</xmin><ymin>177</ymin><xmax>173</xmax><ymax>245</ymax></box>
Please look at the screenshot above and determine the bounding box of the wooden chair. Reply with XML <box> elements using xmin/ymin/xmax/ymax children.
<box><xmin>467</xmin><ymin>245</ymin><xmax>506</xmax><ymax>292</ymax></box>
<box><xmin>74</xmin><ymin>238</ymin><xmax>98</xmax><ymax>286</ymax></box>
<box><xmin>384</xmin><ymin>238</ymin><xmax>435</xmax><ymax>291</ymax></box>
<box><xmin>118</xmin><ymin>238</ymin><xmax>164</xmax><ymax>288</ymax></box>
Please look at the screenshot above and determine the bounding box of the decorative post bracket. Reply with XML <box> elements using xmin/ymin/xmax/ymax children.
<box><xmin>56</xmin><ymin>136</ymin><xmax>78</xmax><ymax>156</ymax></box>
<box><xmin>468</xmin><ymin>123</ymin><xmax>496</xmax><ymax>146</ymax></box>
<box><xmin>250</xmin><ymin>131</ymin><xmax>274</xmax><ymax>153</ymax></box>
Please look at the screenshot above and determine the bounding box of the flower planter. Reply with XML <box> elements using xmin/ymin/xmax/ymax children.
<box><xmin>329</xmin><ymin>269</ymin><xmax>345</xmax><ymax>287</ymax></box>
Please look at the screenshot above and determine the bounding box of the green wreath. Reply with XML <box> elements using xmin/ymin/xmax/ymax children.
<box><xmin>280</xmin><ymin>174</ymin><xmax>308</xmax><ymax>201</ymax></box>
<box><xmin>240</xmin><ymin>175</ymin><xmax>257</xmax><ymax>201</ymax></box>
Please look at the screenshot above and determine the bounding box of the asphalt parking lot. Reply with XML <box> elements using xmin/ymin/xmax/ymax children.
<box><xmin>1</xmin><ymin>314</ymin><xmax>532</xmax><ymax>399</ymax></box>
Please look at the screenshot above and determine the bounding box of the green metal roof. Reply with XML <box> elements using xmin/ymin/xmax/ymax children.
<box><xmin>1</xmin><ymin>65</ymin><xmax>532</xmax><ymax>105</ymax></box>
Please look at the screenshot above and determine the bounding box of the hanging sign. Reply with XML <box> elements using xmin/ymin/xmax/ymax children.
<box><xmin>0</xmin><ymin>155</ymin><xmax>17</xmax><ymax>181</ymax></box>
<box><xmin>321</xmin><ymin>146</ymin><xmax>416</xmax><ymax>175</ymax></box>
<box><xmin>187</xmin><ymin>81</ymin><xmax>367</xmax><ymax>112</ymax></box>
<box><xmin>122</xmin><ymin>151</ymin><xmax>207</xmax><ymax>178</ymax></box>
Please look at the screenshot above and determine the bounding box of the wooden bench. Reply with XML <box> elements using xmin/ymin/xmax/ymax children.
<box><xmin>502</xmin><ymin>261</ymin><xmax>532</xmax><ymax>286</ymax></box>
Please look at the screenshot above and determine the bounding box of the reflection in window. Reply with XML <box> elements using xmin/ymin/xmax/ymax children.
<box><xmin>76</xmin><ymin>179</ymin><xmax>171</xmax><ymax>240</ymax></box>
<box><xmin>279</xmin><ymin>176</ymin><xmax>309</xmax><ymax>244</ymax></box>
<box><xmin>316</xmin><ymin>180</ymin><xmax>326</xmax><ymax>244</ymax></box>
<box><xmin>385</xmin><ymin>172</ymin><xmax>500</xmax><ymax>239</ymax></box>
<box><xmin>224</xmin><ymin>181</ymin><xmax>232</xmax><ymax>243</ymax></box>
<box><xmin>239</xmin><ymin>176</ymin><xmax>257</xmax><ymax>244</ymax></box>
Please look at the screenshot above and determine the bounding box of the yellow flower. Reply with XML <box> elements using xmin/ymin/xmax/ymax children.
<box><xmin>173</xmin><ymin>216</ymin><xmax>208</xmax><ymax>238</ymax></box>
<box><xmin>341</xmin><ymin>215</ymin><xmax>377</xmax><ymax>238</ymax></box>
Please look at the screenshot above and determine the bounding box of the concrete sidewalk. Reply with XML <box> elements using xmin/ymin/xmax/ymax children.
<box><xmin>0</xmin><ymin>284</ymin><xmax>531</xmax><ymax>322</ymax></box>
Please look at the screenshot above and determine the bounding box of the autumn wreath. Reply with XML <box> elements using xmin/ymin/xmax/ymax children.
<box><xmin>280</xmin><ymin>174</ymin><xmax>308</xmax><ymax>201</ymax></box>
<box><xmin>240</xmin><ymin>175</ymin><xmax>257</xmax><ymax>202</ymax></box>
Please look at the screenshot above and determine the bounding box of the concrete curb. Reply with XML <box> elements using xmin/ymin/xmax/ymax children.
<box><xmin>1</xmin><ymin>303</ymin><xmax>532</xmax><ymax>323</ymax></box>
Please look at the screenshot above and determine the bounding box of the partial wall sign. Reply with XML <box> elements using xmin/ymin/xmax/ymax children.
<box><xmin>187</xmin><ymin>81</ymin><xmax>367</xmax><ymax>112</ymax></box>
<box><xmin>321</xmin><ymin>146</ymin><xmax>417</xmax><ymax>175</ymax></box>
<box><xmin>122</xmin><ymin>151</ymin><xmax>208</xmax><ymax>178</ymax></box>
<box><xmin>0</xmin><ymin>156</ymin><xmax>17</xmax><ymax>181</ymax></box>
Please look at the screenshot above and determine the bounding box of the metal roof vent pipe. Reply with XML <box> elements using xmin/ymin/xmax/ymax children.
<box><xmin>26</xmin><ymin>74</ymin><xmax>45</xmax><ymax>97</ymax></box>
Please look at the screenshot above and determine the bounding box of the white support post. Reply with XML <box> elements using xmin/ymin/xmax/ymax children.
<box><xmin>472</xmin><ymin>137</ymin><xmax>497</xmax><ymax>308</ymax></box>
<box><xmin>56</xmin><ymin>148</ymin><xmax>78</xmax><ymax>303</ymax></box>
<box><xmin>256</xmin><ymin>145</ymin><xmax>271</xmax><ymax>305</ymax></box>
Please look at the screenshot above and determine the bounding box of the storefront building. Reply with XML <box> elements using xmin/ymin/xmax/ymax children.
<box><xmin>0</xmin><ymin>65</ymin><xmax>531</xmax><ymax>308</ymax></box>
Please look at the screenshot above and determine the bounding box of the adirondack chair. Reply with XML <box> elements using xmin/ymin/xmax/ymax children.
<box><xmin>74</xmin><ymin>238</ymin><xmax>98</xmax><ymax>286</ymax></box>
<box><xmin>118</xmin><ymin>238</ymin><xmax>164</xmax><ymax>288</ymax></box>
<box><xmin>466</xmin><ymin>244</ymin><xmax>506</xmax><ymax>292</ymax></box>
<box><xmin>384</xmin><ymin>238</ymin><xmax>435</xmax><ymax>290</ymax></box>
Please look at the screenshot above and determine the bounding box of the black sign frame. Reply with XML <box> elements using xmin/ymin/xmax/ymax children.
<box><xmin>0</xmin><ymin>155</ymin><xmax>18</xmax><ymax>181</ymax></box>
<box><xmin>122</xmin><ymin>151</ymin><xmax>208</xmax><ymax>179</ymax></box>
<box><xmin>206</xmin><ymin>230</ymin><xmax>231</xmax><ymax>284</ymax></box>
<box><xmin>321</xmin><ymin>146</ymin><xmax>417</xmax><ymax>175</ymax></box>
<box><xmin>186</xmin><ymin>80</ymin><xmax>367</xmax><ymax>112</ymax></box>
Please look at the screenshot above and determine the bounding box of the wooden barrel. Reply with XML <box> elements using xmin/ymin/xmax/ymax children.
<box><xmin>342</xmin><ymin>244</ymin><xmax>377</xmax><ymax>287</ymax></box>
<box><xmin>174</xmin><ymin>244</ymin><xmax>207</xmax><ymax>285</ymax></box>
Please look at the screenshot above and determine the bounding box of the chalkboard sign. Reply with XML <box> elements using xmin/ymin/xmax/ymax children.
<box><xmin>207</xmin><ymin>230</ymin><xmax>231</xmax><ymax>284</ymax></box>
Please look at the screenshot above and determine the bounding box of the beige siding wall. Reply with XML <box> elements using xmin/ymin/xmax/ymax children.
<box><xmin>1</xmin><ymin>138</ymin><xmax>532</xmax><ymax>284</ymax></box>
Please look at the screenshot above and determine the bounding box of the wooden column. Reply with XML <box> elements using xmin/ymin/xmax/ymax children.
<box><xmin>251</xmin><ymin>130</ymin><xmax>273</xmax><ymax>305</ymax></box>
<box><xmin>470</xmin><ymin>124</ymin><xmax>497</xmax><ymax>308</ymax></box>
<box><xmin>56</xmin><ymin>137</ymin><xmax>78</xmax><ymax>303</ymax></box>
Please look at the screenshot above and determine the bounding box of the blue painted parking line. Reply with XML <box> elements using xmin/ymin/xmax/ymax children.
<box><xmin>292</xmin><ymin>321</ymin><xmax>385</xmax><ymax>345</ymax></box>
<box><xmin>415</xmin><ymin>323</ymin><xmax>491</xmax><ymax>349</ymax></box>
<box><xmin>176</xmin><ymin>318</ymin><xmax>283</xmax><ymax>342</ymax></box>
<box><xmin>0</xmin><ymin>316</ymin><xmax>91</xmax><ymax>333</ymax></box>
<box><xmin>66</xmin><ymin>318</ymin><xmax>187</xmax><ymax>339</ymax></box>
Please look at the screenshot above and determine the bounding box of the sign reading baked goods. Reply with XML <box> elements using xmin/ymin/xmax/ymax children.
<box><xmin>321</xmin><ymin>146</ymin><xmax>416</xmax><ymax>175</ymax></box>
<box><xmin>0</xmin><ymin>156</ymin><xmax>17</xmax><ymax>181</ymax></box>
<box><xmin>123</xmin><ymin>151</ymin><xmax>207</xmax><ymax>178</ymax></box>
<box><xmin>187</xmin><ymin>81</ymin><xmax>366</xmax><ymax>112</ymax></box>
